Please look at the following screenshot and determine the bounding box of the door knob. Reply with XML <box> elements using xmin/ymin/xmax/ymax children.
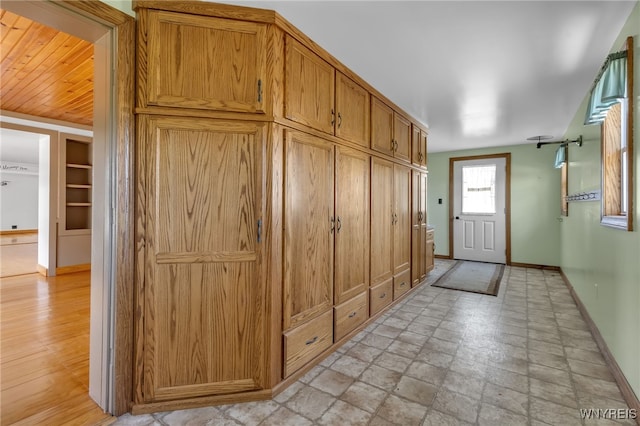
<box><xmin>455</xmin><ymin>216</ymin><xmax>460</xmax><ymax>220</ymax></box>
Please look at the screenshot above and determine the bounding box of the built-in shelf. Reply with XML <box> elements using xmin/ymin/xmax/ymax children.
<box><xmin>62</xmin><ymin>135</ymin><xmax>92</xmax><ymax>231</ymax></box>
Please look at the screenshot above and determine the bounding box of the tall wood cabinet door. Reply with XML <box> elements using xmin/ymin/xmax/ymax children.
<box><xmin>393</xmin><ymin>114</ymin><xmax>412</xmax><ymax>163</ymax></box>
<box><xmin>370</xmin><ymin>157</ymin><xmax>394</xmax><ymax>286</ymax></box>
<box><xmin>420</xmin><ymin>130</ymin><xmax>428</xmax><ymax>168</ymax></box>
<box><xmin>283</xmin><ymin>130</ymin><xmax>334</xmax><ymax>331</ymax></box>
<box><xmin>285</xmin><ymin>36</ymin><xmax>335</xmax><ymax>135</ymax></box>
<box><xmin>393</xmin><ymin>164</ymin><xmax>411</xmax><ymax>276</ymax></box>
<box><xmin>411</xmin><ymin>126</ymin><xmax>421</xmax><ymax>168</ymax></box>
<box><xmin>335</xmin><ymin>146</ymin><xmax>370</xmax><ymax>305</ymax></box>
<box><xmin>370</xmin><ymin>97</ymin><xmax>394</xmax><ymax>156</ymax></box>
<box><xmin>145</xmin><ymin>10</ymin><xmax>267</xmax><ymax>113</ymax></box>
<box><xmin>411</xmin><ymin>171</ymin><xmax>422</xmax><ymax>286</ymax></box>
<box><xmin>335</xmin><ymin>72</ymin><xmax>370</xmax><ymax>147</ymax></box>
<box><xmin>143</xmin><ymin>117</ymin><xmax>266</xmax><ymax>402</ymax></box>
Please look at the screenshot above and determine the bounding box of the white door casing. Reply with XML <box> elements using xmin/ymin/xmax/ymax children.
<box><xmin>453</xmin><ymin>157</ymin><xmax>506</xmax><ymax>263</ymax></box>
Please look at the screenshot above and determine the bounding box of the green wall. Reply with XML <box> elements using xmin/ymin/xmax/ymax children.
<box><xmin>559</xmin><ymin>2</ymin><xmax>640</xmax><ymax>397</ymax></box>
<box><xmin>427</xmin><ymin>143</ymin><xmax>562</xmax><ymax>266</ymax></box>
<box><xmin>103</xmin><ymin>0</ymin><xmax>134</xmax><ymax>16</ymax></box>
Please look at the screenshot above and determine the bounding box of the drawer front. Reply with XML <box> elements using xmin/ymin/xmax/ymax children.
<box><xmin>283</xmin><ymin>310</ymin><xmax>333</xmax><ymax>378</ymax></box>
<box><xmin>393</xmin><ymin>269</ymin><xmax>411</xmax><ymax>300</ymax></box>
<box><xmin>426</xmin><ymin>229</ymin><xmax>434</xmax><ymax>243</ymax></box>
<box><xmin>370</xmin><ymin>279</ymin><xmax>393</xmax><ymax>316</ymax></box>
<box><xmin>334</xmin><ymin>292</ymin><xmax>368</xmax><ymax>341</ymax></box>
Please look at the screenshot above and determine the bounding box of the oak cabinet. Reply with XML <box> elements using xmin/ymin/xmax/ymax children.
<box><xmin>426</xmin><ymin>228</ymin><xmax>435</xmax><ymax>274</ymax></box>
<box><xmin>412</xmin><ymin>126</ymin><xmax>428</xmax><ymax>169</ymax></box>
<box><xmin>139</xmin><ymin>116</ymin><xmax>267</xmax><ymax>402</ymax></box>
<box><xmin>283</xmin><ymin>130</ymin><xmax>334</xmax><ymax>331</ymax></box>
<box><xmin>334</xmin><ymin>292</ymin><xmax>368</xmax><ymax>341</ymax></box>
<box><xmin>370</xmin><ymin>157</ymin><xmax>394</xmax><ymax>287</ymax></box>
<box><xmin>393</xmin><ymin>164</ymin><xmax>411</xmax><ymax>277</ymax></box>
<box><xmin>393</xmin><ymin>269</ymin><xmax>411</xmax><ymax>300</ymax></box>
<box><xmin>284</xmin><ymin>310</ymin><xmax>333</xmax><ymax>378</ymax></box>
<box><xmin>412</xmin><ymin>171</ymin><xmax>429</xmax><ymax>287</ymax></box>
<box><xmin>285</xmin><ymin>35</ymin><xmax>335</xmax><ymax>134</ymax></box>
<box><xmin>334</xmin><ymin>146</ymin><xmax>370</xmax><ymax>305</ymax></box>
<box><xmin>371</xmin><ymin>96</ymin><xmax>411</xmax><ymax>163</ymax></box>
<box><xmin>142</xmin><ymin>9</ymin><xmax>267</xmax><ymax>113</ymax></box>
<box><xmin>335</xmin><ymin>72</ymin><xmax>370</xmax><ymax>147</ymax></box>
<box><xmin>370</xmin><ymin>279</ymin><xmax>393</xmax><ymax>316</ymax></box>
<box><xmin>393</xmin><ymin>114</ymin><xmax>412</xmax><ymax>163</ymax></box>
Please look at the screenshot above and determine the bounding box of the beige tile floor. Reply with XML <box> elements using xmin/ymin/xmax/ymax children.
<box><xmin>115</xmin><ymin>260</ymin><xmax>635</xmax><ymax>426</ymax></box>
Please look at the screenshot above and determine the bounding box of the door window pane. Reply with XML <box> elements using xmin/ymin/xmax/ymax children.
<box><xmin>462</xmin><ymin>165</ymin><xmax>496</xmax><ymax>214</ymax></box>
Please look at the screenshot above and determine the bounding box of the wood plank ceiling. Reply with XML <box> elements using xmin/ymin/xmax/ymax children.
<box><xmin>0</xmin><ymin>9</ymin><xmax>94</xmax><ymax>127</ymax></box>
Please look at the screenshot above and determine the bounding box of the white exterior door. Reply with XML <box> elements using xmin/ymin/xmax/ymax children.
<box><xmin>453</xmin><ymin>157</ymin><xmax>506</xmax><ymax>263</ymax></box>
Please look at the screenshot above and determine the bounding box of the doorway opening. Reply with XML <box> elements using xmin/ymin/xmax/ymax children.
<box><xmin>449</xmin><ymin>153</ymin><xmax>511</xmax><ymax>264</ymax></box>
<box><xmin>0</xmin><ymin>0</ymin><xmax>128</xmax><ymax>420</ymax></box>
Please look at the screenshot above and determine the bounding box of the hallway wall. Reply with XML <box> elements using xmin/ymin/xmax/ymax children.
<box><xmin>559</xmin><ymin>2</ymin><xmax>640</xmax><ymax>397</ymax></box>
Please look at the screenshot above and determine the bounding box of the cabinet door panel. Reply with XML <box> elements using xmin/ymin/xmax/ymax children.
<box><xmin>412</xmin><ymin>126</ymin><xmax>421</xmax><ymax>167</ymax></box>
<box><xmin>394</xmin><ymin>113</ymin><xmax>411</xmax><ymax>163</ymax></box>
<box><xmin>394</xmin><ymin>164</ymin><xmax>411</xmax><ymax>275</ymax></box>
<box><xmin>285</xmin><ymin>36</ymin><xmax>335</xmax><ymax>134</ymax></box>
<box><xmin>411</xmin><ymin>171</ymin><xmax>421</xmax><ymax>286</ymax></box>
<box><xmin>283</xmin><ymin>130</ymin><xmax>334</xmax><ymax>330</ymax></box>
<box><xmin>147</xmin><ymin>10</ymin><xmax>266</xmax><ymax>113</ymax></box>
<box><xmin>370</xmin><ymin>97</ymin><xmax>394</xmax><ymax>156</ymax></box>
<box><xmin>335</xmin><ymin>147</ymin><xmax>370</xmax><ymax>305</ymax></box>
<box><xmin>370</xmin><ymin>157</ymin><xmax>394</xmax><ymax>286</ymax></box>
<box><xmin>336</xmin><ymin>72</ymin><xmax>370</xmax><ymax>147</ymax></box>
<box><xmin>144</xmin><ymin>118</ymin><xmax>265</xmax><ymax>401</ymax></box>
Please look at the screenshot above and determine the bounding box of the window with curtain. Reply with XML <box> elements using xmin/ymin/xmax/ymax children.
<box><xmin>584</xmin><ymin>36</ymin><xmax>634</xmax><ymax>231</ymax></box>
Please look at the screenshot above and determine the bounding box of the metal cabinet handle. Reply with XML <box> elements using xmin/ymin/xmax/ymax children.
<box><xmin>337</xmin><ymin>216</ymin><xmax>342</xmax><ymax>232</ymax></box>
<box><xmin>338</xmin><ymin>112</ymin><xmax>342</xmax><ymax>128</ymax></box>
<box><xmin>330</xmin><ymin>217</ymin><xmax>335</xmax><ymax>233</ymax></box>
<box><xmin>400</xmin><ymin>282</ymin><xmax>406</xmax><ymax>287</ymax></box>
<box><xmin>305</xmin><ymin>336</ymin><xmax>318</xmax><ymax>345</ymax></box>
<box><xmin>348</xmin><ymin>312</ymin><xmax>357</xmax><ymax>318</ymax></box>
<box><xmin>379</xmin><ymin>293</ymin><xmax>386</xmax><ymax>299</ymax></box>
<box><xmin>331</xmin><ymin>109</ymin><xmax>335</xmax><ymax>126</ymax></box>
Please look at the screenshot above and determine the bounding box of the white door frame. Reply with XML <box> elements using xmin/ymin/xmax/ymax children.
<box><xmin>449</xmin><ymin>153</ymin><xmax>511</xmax><ymax>264</ymax></box>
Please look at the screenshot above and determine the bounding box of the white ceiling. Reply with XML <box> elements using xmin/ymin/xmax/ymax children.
<box><xmin>217</xmin><ymin>0</ymin><xmax>635</xmax><ymax>152</ymax></box>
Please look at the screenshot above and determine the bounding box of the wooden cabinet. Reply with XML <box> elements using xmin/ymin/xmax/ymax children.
<box><xmin>285</xmin><ymin>35</ymin><xmax>335</xmax><ymax>134</ymax></box>
<box><xmin>334</xmin><ymin>292</ymin><xmax>368</xmax><ymax>341</ymax></box>
<box><xmin>393</xmin><ymin>114</ymin><xmax>412</xmax><ymax>163</ymax></box>
<box><xmin>283</xmin><ymin>130</ymin><xmax>334</xmax><ymax>331</ymax></box>
<box><xmin>284</xmin><ymin>310</ymin><xmax>333</xmax><ymax>378</ymax></box>
<box><xmin>61</xmin><ymin>134</ymin><xmax>92</xmax><ymax>232</ymax></box>
<box><xmin>140</xmin><ymin>116</ymin><xmax>267</xmax><ymax>402</ymax></box>
<box><xmin>426</xmin><ymin>228</ymin><xmax>435</xmax><ymax>274</ymax></box>
<box><xmin>412</xmin><ymin>126</ymin><xmax>428</xmax><ymax>169</ymax></box>
<box><xmin>393</xmin><ymin>164</ymin><xmax>411</xmax><ymax>277</ymax></box>
<box><xmin>335</xmin><ymin>72</ymin><xmax>370</xmax><ymax>147</ymax></box>
<box><xmin>371</xmin><ymin>97</ymin><xmax>394</xmax><ymax>156</ymax></box>
<box><xmin>370</xmin><ymin>157</ymin><xmax>394</xmax><ymax>287</ymax></box>
<box><xmin>334</xmin><ymin>146</ymin><xmax>370</xmax><ymax>305</ymax></box>
<box><xmin>412</xmin><ymin>171</ymin><xmax>429</xmax><ymax>287</ymax></box>
<box><xmin>134</xmin><ymin>1</ymin><xmax>432</xmax><ymax>411</ymax></box>
<box><xmin>142</xmin><ymin>10</ymin><xmax>267</xmax><ymax>113</ymax></box>
<box><xmin>371</xmin><ymin>96</ymin><xmax>411</xmax><ymax>163</ymax></box>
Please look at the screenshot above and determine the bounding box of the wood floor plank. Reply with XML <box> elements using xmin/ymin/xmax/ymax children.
<box><xmin>0</xmin><ymin>271</ymin><xmax>113</xmax><ymax>425</ymax></box>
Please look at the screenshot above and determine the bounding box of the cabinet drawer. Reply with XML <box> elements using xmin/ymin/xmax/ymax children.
<box><xmin>393</xmin><ymin>269</ymin><xmax>411</xmax><ymax>300</ymax></box>
<box><xmin>334</xmin><ymin>292</ymin><xmax>368</xmax><ymax>341</ymax></box>
<box><xmin>283</xmin><ymin>310</ymin><xmax>333</xmax><ymax>378</ymax></box>
<box><xmin>370</xmin><ymin>279</ymin><xmax>393</xmax><ymax>316</ymax></box>
<box><xmin>426</xmin><ymin>229</ymin><xmax>434</xmax><ymax>242</ymax></box>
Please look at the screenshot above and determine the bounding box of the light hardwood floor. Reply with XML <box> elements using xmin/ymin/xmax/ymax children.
<box><xmin>0</xmin><ymin>271</ymin><xmax>114</xmax><ymax>425</ymax></box>
<box><xmin>0</xmin><ymin>233</ymin><xmax>38</xmax><ymax>278</ymax></box>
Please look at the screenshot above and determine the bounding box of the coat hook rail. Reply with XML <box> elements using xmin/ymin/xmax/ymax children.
<box><xmin>536</xmin><ymin>135</ymin><xmax>583</xmax><ymax>149</ymax></box>
<box><xmin>565</xmin><ymin>189</ymin><xmax>600</xmax><ymax>202</ymax></box>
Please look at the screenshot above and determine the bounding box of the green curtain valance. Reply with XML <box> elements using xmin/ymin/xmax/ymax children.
<box><xmin>584</xmin><ymin>52</ymin><xmax>627</xmax><ymax>125</ymax></box>
<box><xmin>554</xmin><ymin>145</ymin><xmax>566</xmax><ymax>169</ymax></box>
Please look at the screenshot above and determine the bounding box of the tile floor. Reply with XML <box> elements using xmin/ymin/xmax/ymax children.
<box><xmin>115</xmin><ymin>260</ymin><xmax>635</xmax><ymax>426</ymax></box>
